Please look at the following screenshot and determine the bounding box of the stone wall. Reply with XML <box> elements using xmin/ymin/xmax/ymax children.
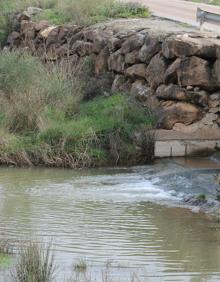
<box><xmin>5</xmin><ymin>10</ymin><xmax>220</xmax><ymax>133</ymax></box>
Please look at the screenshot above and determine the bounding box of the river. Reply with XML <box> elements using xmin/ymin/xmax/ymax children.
<box><xmin>0</xmin><ymin>158</ymin><xmax>220</xmax><ymax>281</ymax></box>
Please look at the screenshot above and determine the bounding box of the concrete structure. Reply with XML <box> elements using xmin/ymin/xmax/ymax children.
<box><xmin>155</xmin><ymin>129</ymin><xmax>220</xmax><ymax>157</ymax></box>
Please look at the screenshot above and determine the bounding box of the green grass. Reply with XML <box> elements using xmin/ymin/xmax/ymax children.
<box><xmin>0</xmin><ymin>51</ymin><xmax>155</xmax><ymax>168</ymax></box>
<box><xmin>0</xmin><ymin>254</ymin><xmax>10</xmax><ymax>267</ymax></box>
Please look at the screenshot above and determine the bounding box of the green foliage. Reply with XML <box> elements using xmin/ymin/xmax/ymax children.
<box><xmin>33</xmin><ymin>9</ymin><xmax>67</xmax><ymax>25</ymax></box>
<box><xmin>0</xmin><ymin>51</ymin><xmax>155</xmax><ymax>167</ymax></box>
<box><xmin>196</xmin><ymin>193</ymin><xmax>206</xmax><ymax>202</ymax></box>
<box><xmin>0</xmin><ymin>254</ymin><xmax>10</xmax><ymax>267</ymax></box>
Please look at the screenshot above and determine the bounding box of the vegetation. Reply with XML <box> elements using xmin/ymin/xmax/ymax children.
<box><xmin>73</xmin><ymin>258</ymin><xmax>87</xmax><ymax>272</ymax></box>
<box><xmin>196</xmin><ymin>193</ymin><xmax>206</xmax><ymax>203</ymax></box>
<box><xmin>0</xmin><ymin>51</ymin><xmax>155</xmax><ymax>168</ymax></box>
<box><xmin>10</xmin><ymin>242</ymin><xmax>142</xmax><ymax>282</ymax></box>
<box><xmin>11</xmin><ymin>242</ymin><xmax>55</xmax><ymax>282</ymax></box>
<box><xmin>0</xmin><ymin>0</ymin><xmax>150</xmax><ymax>44</ymax></box>
<box><xmin>0</xmin><ymin>238</ymin><xmax>11</xmax><ymax>266</ymax></box>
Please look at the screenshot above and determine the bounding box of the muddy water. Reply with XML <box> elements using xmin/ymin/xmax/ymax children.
<box><xmin>0</xmin><ymin>158</ymin><xmax>220</xmax><ymax>281</ymax></box>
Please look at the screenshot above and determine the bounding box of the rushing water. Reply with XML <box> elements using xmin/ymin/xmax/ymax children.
<box><xmin>0</xmin><ymin>158</ymin><xmax>220</xmax><ymax>281</ymax></box>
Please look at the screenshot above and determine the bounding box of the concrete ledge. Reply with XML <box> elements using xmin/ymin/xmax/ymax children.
<box><xmin>155</xmin><ymin>130</ymin><xmax>220</xmax><ymax>157</ymax></box>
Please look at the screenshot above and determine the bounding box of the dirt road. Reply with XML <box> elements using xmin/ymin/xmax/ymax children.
<box><xmin>123</xmin><ymin>0</ymin><xmax>220</xmax><ymax>27</ymax></box>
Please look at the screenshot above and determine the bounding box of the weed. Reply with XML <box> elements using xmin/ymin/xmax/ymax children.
<box><xmin>73</xmin><ymin>258</ymin><xmax>87</xmax><ymax>272</ymax></box>
<box><xmin>11</xmin><ymin>241</ymin><xmax>56</xmax><ymax>282</ymax></box>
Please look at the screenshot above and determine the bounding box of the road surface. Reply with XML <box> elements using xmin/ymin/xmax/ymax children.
<box><xmin>123</xmin><ymin>0</ymin><xmax>220</xmax><ymax>29</ymax></box>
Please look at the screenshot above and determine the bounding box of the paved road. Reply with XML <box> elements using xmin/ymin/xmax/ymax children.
<box><xmin>123</xmin><ymin>0</ymin><xmax>220</xmax><ymax>27</ymax></box>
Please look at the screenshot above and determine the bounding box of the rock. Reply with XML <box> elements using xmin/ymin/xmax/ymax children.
<box><xmin>111</xmin><ymin>75</ymin><xmax>131</xmax><ymax>92</ymax></box>
<box><xmin>119</xmin><ymin>33</ymin><xmax>145</xmax><ymax>54</ymax></box>
<box><xmin>108</xmin><ymin>51</ymin><xmax>125</xmax><ymax>73</ymax></box>
<box><xmin>17</xmin><ymin>11</ymin><xmax>31</xmax><ymax>22</ymax></box>
<box><xmin>83</xmin><ymin>29</ymin><xmax>99</xmax><ymax>42</ymax></box>
<box><xmin>26</xmin><ymin>7</ymin><xmax>42</xmax><ymax>16</ymax></box>
<box><xmin>95</xmin><ymin>47</ymin><xmax>110</xmax><ymax>75</ymax></box>
<box><xmin>7</xmin><ymin>31</ymin><xmax>20</xmax><ymax>45</ymax></box>
<box><xmin>173</xmin><ymin>122</ymin><xmax>200</xmax><ymax>133</ymax></box>
<box><xmin>107</xmin><ymin>37</ymin><xmax>122</xmax><ymax>52</ymax></box>
<box><xmin>213</xmin><ymin>59</ymin><xmax>220</xmax><ymax>84</ymax></box>
<box><xmin>71</xmin><ymin>41</ymin><xmax>93</xmax><ymax>57</ymax></box>
<box><xmin>84</xmin><ymin>73</ymin><xmax>113</xmax><ymax>99</ymax></box>
<box><xmin>187</xmin><ymin>89</ymin><xmax>208</xmax><ymax>107</ymax></box>
<box><xmin>208</xmin><ymin>99</ymin><xmax>220</xmax><ymax>108</ymax></box>
<box><xmin>34</xmin><ymin>20</ymin><xmax>49</xmax><ymax>32</ymax></box>
<box><xmin>131</xmin><ymin>80</ymin><xmax>152</xmax><ymax>102</ymax></box>
<box><xmin>157</xmin><ymin>101</ymin><xmax>203</xmax><ymax>129</ymax></box>
<box><xmin>125</xmin><ymin>64</ymin><xmax>147</xmax><ymax>79</ymax></box>
<box><xmin>209</xmin><ymin>92</ymin><xmax>220</xmax><ymax>101</ymax></box>
<box><xmin>164</xmin><ymin>58</ymin><xmax>181</xmax><ymax>84</ymax></box>
<box><xmin>93</xmin><ymin>35</ymin><xmax>108</xmax><ymax>54</ymax></box>
<box><xmin>39</xmin><ymin>26</ymin><xmax>58</xmax><ymax>39</ymax></box>
<box><xmin>162</xmin><ymin>35</ymin><xmax>216</xmax><ymax>59</ymax></box>
<box><xmin>202</xmin><ymin>113</ymin><xmax>218</xmax><ymax>125</ymax></box>
<box><xmin>146</xmin><ymin>53</ymin><xmax>168</xmax><ymax>89</ymax></box>
<box><xmin>46</xmin><ymin>27</ymin><xmax>60</xmax><ymax>46</ymax></box>
<box><xmin>58</xmin><ymin>26</ymin><xmax>70</xmax><ymax>42</ymax></box>
<box><xmin>209</xmin><ymin>107</ymin><xmax>220</xmax><ymax>113</ymax></box>
<box><xmin>125</xmin><ymin>50</ymin><xmax>140</xmax><ymax>65</ymax></box>
<box><xmin>177</xmin><ymin>56</ymin><xmax>212</xmax><ymax>88</ymax></box>
<box><xmin>69</xmin><ymin>31</ymin><xmax>84</xmax><ymax>47</ymax></box>
<box><xmin>21</xmin><ymin>21</ymin><xmax>36</xmax><ymax>39</ymax></box>
<box><xmin>54</xmin><ymin>44</ymin><xmax>72</xmax><ymax>58</ymax></box>
<box><xmin>139</xmin><ymin>36</ymin><xmax>161</xmax><ymax>64</ymax></box>
<box><xmin>156</xmin><ymin>84</ymin><xmax>188</xmax><ymax>101</ymax></box>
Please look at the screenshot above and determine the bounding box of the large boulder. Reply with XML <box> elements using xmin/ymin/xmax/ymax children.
<box><xmin>162</xmin><ymin>35</ymin><xmax>217</xmax><ymax>59</ymax></box>
<box><xmin>177</xmin><ymin>56</ymin><xmax>213</xmax><ymax>88</ymax></box>
<box><xmin>146</xmin><ymin>53</ymin><xmax>169</xmax><ymax>89</ymax></box>
<box><xmin>157</xmin><ymin>101</ymin><xmax>203</xmax><ymax>129</ymax></box>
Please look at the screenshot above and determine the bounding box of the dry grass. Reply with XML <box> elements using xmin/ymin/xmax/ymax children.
<box><xmin>11</xmin><ymin>242</ymin><xmax>56</xmax><ymax>282</ymax></box>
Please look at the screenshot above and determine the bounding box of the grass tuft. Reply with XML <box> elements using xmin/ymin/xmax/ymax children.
<box><xmin>11</xmin><ymin>242</ymin><xmax>56</xmax><ymax>282</ymax></box>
